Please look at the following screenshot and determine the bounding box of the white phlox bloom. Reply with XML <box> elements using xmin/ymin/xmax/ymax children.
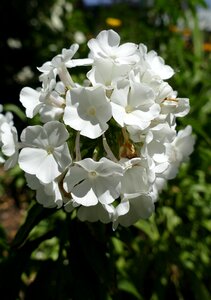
<box><xmin>140</xmin><ymin>123</ymin><xmax>176</xmax><ymax>176</ymax></box>
<box><xmin>113</xmin><ymin>194</ymin><xmax>155</xmax><ymax>228</ymax></box>
<box><xmin>77</xmin><ymin>202</ymin><xmax>115</xmax><ymax>224</ymax></box>
<box><xmin>63</xmin><ymin>86</ymin><xmax>112</xmax><ymax>139</ymax></box>
<box><xmin>87</xmin><ymin>58</ymin><xmax>131</xmax><ymax>89</ymax></box>
<box><xmin>37</xmin><ymin>44</ymin><xmax>79</xmax><ymax>74</ymax></box>
<box><xmin>63</xmin><ymin>157</ymin><xmax>123</xmax><ymax>207</ymax></box>
<box><xmin>111</xmin><ymin>158</ymin><xmax>155</xmax><ymax>228</ymax></box>
<box><xmin>1</xmin><ymin>122</ymin><xmax>19</xmax><ymax>170</ymax></box>
<box><xmin>38</xmin><ymin>44</ymin><xmax>92</xmax><ymax>88</ymax></box>
<box><xmin>110</xmin><ymin>80</ymin><xmax>160</xmax><ymax>129</ymax></box>
<box><xmin>138</xmin><ymin>44</ymin><xmax>175</xmax><ymax>80</ymax></box>
<box><xmin>163</xmin><ymin>125</ymin><xmax>195</xmax><ymax>179</ymax></box>
<box><xmin>19</xmin><ymin>121</ymin><xmax>72</xmax><ymax>183</ymax></box>
<box><xmin>88</xmin><ymin>29</ymin><xmax>139</xmax><ymax>65</ymax></box>
<box><xmin>0</xmin><ymin>108</ymin><xmax>11</xmax><ymax>145</ymax></box>
<box><xmin>155</xmin><ymin>81</ymin><xmax>174</xmax><ymax>104</ymax></box>
<box><xmin>39</xmin><ymin>81</ymin><xmax>66</xmax><ymax>122</ymax></box>
<box><xmin>130</xmin><ymin>70</ymin><xmax>183</xmax><ymax>119</ymax></box>
<box><xmin>1</xmin><ymin>30</ymin><xmax>195</xmax><ymax>227</ymax></box>
<box><xmin>20</xmin><ymin>45</ymin><xmax>93</xmax><ymax>120</ymax></box>
<box><xmin>25</xmin><ymin>173</ymin><xmax>66</xmax><ymax>208</ymax></box>
<box><xmin>19</xmin><ymin>87</ymin><xmax>42</xmax><ymax>118</ymax></box>
<box><xmin>38</xmin><ymin>44</ymin><xmax>92</xmax><ymax>74</ymax></box>
<box><xmin>120</xmin><ymin>157</ymin><xmax>153</xmax><ymax>196</ymax></box>
<box><xmin>0</xmin><ymin>106</ymin><xmax>14</xmax><ymax>127</ymax></box>
<box><xmin>0</xmin><ymin>108</ymin><xmax>16</xmax><ymax>164</ymax></box>
<box><xmin>20</xmin><ymin>74</ymin><xmax>65</xmax><ymax>121</ymax></box>
<box><xmin>160</xmin><ymin>96</ymin><xmax>190</xmax><ymax>118</ymax></box>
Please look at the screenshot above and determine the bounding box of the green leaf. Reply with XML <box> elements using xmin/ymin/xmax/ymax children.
<box><xmin>3</xmin><ymin>104</ymin><xmax>27</xmax><ymax>122</ymax></box>
<box><xmin>202</xmin><ymin>220</ymin><xmax>211</xmax><ymax>232</ymax></box>
<box><xmin>161</xmin><ymin>206</ymin><xmax>182</xmax><ymax>232</ymax></box>
<box><xmin>134</xmin><ymin>217</ymin><xmax>159</xmax><ymax>241</ymax></box>
<box><xmin>118</xmin><ymin>279</ymin><xmax>144</xmax><ymax>300</ymax></box>
<box><xmin>11</xmin><ymin>202</ymin><xmax>57</xmax><ymax>249</ymax></box>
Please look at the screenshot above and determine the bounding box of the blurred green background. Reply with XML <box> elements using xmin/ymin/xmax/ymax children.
<box><xmin>1</xmin><ymin>0</ymin><xmax>211</xmax><ymax>299</ymax></box>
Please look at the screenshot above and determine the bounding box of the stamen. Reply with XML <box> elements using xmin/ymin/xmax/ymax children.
<box><xmin>102</xmin><ymin>134</ymin><xmax>118</xmax><ymax>162</ymax></box>
<box><xmin>161</xmin><ymin>97</ymin><xmax>179</xmax><ymax>103</ymax></box>
<box><xmin>75</xmin><ymin>131</ymin><xmax>81</xmax><ymax>161</ymax></box>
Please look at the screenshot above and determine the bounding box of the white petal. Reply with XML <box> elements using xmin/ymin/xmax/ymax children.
<box><xmin>77</xmin><ymin>203</ymin><xmax>111</xmax><ymax>223</ymax></box>
<box><xmin>75</xmin><ymin>158</ymin><xmax>98</xmax><ymax>172</ymax></box>
<box><xmin>4</xmin><ymin>152</ymin><xmax>19</xmax><ymax>170</ymax></box>
<box><xmin>116</xmin><ymin>200</ymin><xmax>130</xmax><ymax>217</ymax></box>
<box><xmin>116</xmin><ymin>43</ymin><xmax>138</xmax><ymax>57</ymax></box>
<box><xmin>19</xmin><ymin>148</ymin><xmax>46</xmax><ymax>175</ymax></box>
<box><xmin>25</xmin><ymin>173</ymin><xmax>41</xmax><ymax>189</ymax></box>
<box><xmin>88</xmin><ymin>30</ymin><xmax>120</xmax><ymax>59</ymax></box>
<box><xmin>111</xmin><ymin>102</ymin><xmax>125</xmax><ymax>127</ymax></box>
<box><xmin>72</xmin><ymin>179</ymin><xmax>98</xmax><ymax>206</ymax></box>
<box><xmin>63</xmin><ymin>165</ymin><xmax>88</xmax><ymax>193</ymax></box>
<box><xmin>117</xmin><ymin>195</ymin><xmax>155</xmax><ymax>227</ymax></box>
<box><xmin>53</xmin><ymin>143</ymin><xmax>72</xmax><ymax>171</ymax></box>
<box><xmin>20</xmin><ymin>125</ymin><xmax>44</xmax><ymax>147</ymax></box>
<box><xmin>19</xmin><ymin>148</ymin><xmax>60</xmax><ymax>183</ymax></box>
<box><xmin>43</xmin><ymin>121</ymin><xmax>69</xmax><ymax>147</ymax></box>
<box><xmin>80</xmin><ymin>121</ymin><xmax>108</xmax><ymax>139</ymax></box>
<box><xmin>36</xmin><ymin>153</ymin><xmax>61</xmax><ymax>183</ymax></box>
<box><xmin>19</xmin><ymin>87</ymin><xmax>42</xmax><ymax>118</ymax></box>
<box><xmin>1</xmin><ymin>123</ymin><xmax>18</xmax><ymax>156</ymax></box>
<box><xmin>96</xmin><ymin>157</ymin><xmax>123</xmax><ymax>176</ymax></box>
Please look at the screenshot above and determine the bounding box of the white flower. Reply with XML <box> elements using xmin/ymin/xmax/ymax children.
<box><xmin>113</xmin><ymin>194</ymin><xmax>155</xmax><ymax>228</ymax></box>
<box><xmin>63</xmin><ymin>157</ymin><xmax>123</xmax><ymax>206</ymax></box>
<box><xmin>138</xmin><ymin>44</ymin><xmax>174</xmax><ymax>80</ymax></box>
<box><xmin>140</xmin><ymin>123</ymin><xmax>176</xmax><ymax>176</ymax></box>
<box><xmin>0</xmin><ymin>109</ymin><xmax>17</xmax><ymax>167</ymax></box>
<box><xmin>1</xmin><ymin>123</ymin><xmax>19</xmax><ymax>170</ymax></box>
<box><xmin>87</xmin><ymin>58</ymin><xmax>131</xmax><ymax>89</ymax></box>
<box><xmin>39</xmin><ymin>81</ymin><xmax>66</xmax><ymax>122</ymax></box>
<box><xmin>160</xmin><ymin>97</ymin><xmax>190</xmax><ymax>118</ymax></box>
<box><xmin>88</xmin><ymin>29</ymin><xmax>139</xmax><ymax>64</ymax></box>
<box><xmin>0</xmin><ymin>106</ymin><xmax>14</xmax><ymax>126</ymax></box>
<box><xmin>110</xmin><ymin>80</ymin><xmax>160</xmax><ymax>129</ymax></box>
<box><xmin>38</xmin><ymin>44</ymin><xmax>92</xmax><ymax>88</ymax></box>
<box><xmin>164</xmin><ymin>125</ymin><xmax>195</xmax><ymax>179</ymax></box>
<box><xmin>120</xmin><ymin>158</ymin><xmax>152</xmax><ymax>196</ymax></box>
<box><xmin>77</xmin><ymin>203</ymin><xmax>114</xmax><ymax>224</ymax></box>
<box><xmin>110</xmin><ymin>157</ymin><xmax>155</xmax><ymax>229</ymax></box>
<box><xmin>19</xmin><ymin>121</ymin><xmax>72</xmax><ymax>183</ymax></box>
<box><xmin>63</xmin><ymin>86</ymin><xmax>112</xmax><ymax>139</ymax></box>
<box><xmin>38</xmin><ymin>44</ymin><xmax>89</xmax><ymax>73</ymax></box>
<box><xmin>19</xmin><ymin>87</ymin><xmax>42</xmax><ymax>118</ymax></box>
<box><xmin>25</xmin><ymin>173</ymin><xmax>65</xmax><ymax>208</ymax></box>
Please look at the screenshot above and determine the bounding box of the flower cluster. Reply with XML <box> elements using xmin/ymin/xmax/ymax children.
<box><xmin>0</xmin><ymin>30</ymin><xmax>194</xmax><ymax>228</ymax></box>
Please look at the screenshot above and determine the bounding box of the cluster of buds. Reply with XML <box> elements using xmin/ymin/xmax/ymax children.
<box><xmin>0</xmin><ymin>30</ymin><xmax>194</xmax><ymax>228</ymax></box>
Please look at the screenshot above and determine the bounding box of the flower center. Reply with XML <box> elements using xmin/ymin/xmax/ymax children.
<box><xmin>87</xmin><ymin>106</ymin><xmax>96</xmax><ymax>116</ymax></box>
<box><xmin>125</xmin><ymin>105</ymin><xmax>133</xmax><ymax>113</ymax></box>
<box><xmin>89</xmin><ymin>171</ymin><xmax>97</xmax><ymax>178</ymax></box>
<box><xmin>46</xmin><ymin>146</ymin><xmax>54</xmax><ymax>154</ymax></box>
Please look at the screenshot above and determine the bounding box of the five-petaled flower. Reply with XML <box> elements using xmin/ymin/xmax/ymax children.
<box><xmin>19</xmin><ymin>121</ymin><xmax>72</xmax><ymax>183</ymax></box>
